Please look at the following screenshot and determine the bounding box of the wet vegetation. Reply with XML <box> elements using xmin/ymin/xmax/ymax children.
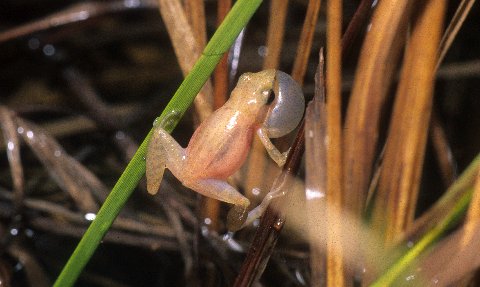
<box><xmin>1</xmin><ymin>0</ymin><xmax>480</xmax><ymax>286</ymax></box>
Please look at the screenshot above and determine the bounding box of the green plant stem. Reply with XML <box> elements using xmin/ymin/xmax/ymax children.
<box><xmin>54</xmin><ymin>1</ymin><xmax>263</xmax><ymax>286</ymax></box>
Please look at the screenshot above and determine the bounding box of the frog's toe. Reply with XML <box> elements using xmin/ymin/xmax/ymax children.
<box><xmin>227</xmin><ymin>205</ymin><xmax>248</xmax><ymax>231</ymax></box>
<box><xmin>146</xmin><ymin>168</ymin><xmax>164</xmax><ymax>195</ymax></box>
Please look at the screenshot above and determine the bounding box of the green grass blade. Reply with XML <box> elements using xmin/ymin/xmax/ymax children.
<box><xmin>54</xmin><ymin>1</ymin><xmax>263</xmax><ymax>286</ymax></box>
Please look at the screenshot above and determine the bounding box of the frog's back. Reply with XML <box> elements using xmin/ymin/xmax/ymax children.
<box><xmin>185</xmin><ymin>108</ymin><xmax>255</xmax><ymax>179</ymax></box>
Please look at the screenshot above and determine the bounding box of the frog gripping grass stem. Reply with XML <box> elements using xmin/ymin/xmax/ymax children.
<box><xmin>146</xmin><ymin>70</ymin><xmax>304</xmax><ymax>231</ymax></box>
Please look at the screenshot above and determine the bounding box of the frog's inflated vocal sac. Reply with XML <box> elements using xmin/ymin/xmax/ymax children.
<box><xmin>146</xmin><ymin>69</ymin><xmax>304</xmax><ymax>231</ymax></box>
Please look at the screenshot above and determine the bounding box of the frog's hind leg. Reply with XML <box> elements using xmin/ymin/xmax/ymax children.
<box><xmin>146</xmin><ymin>127</ymin><xmax>185</xmax><ymax>195</ymax></box>
<box><xmin>186</xmin><ymin>179</ymin><xmax>250</xmax><ymax>231</ymax></box>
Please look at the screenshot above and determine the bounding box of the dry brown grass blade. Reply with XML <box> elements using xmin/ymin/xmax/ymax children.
<box><xmin>343</xmin><ymin>0</ymin><xmax>413</xmax><ymax>217</ymax></box>
<box><xmin>0</xmin><ymin>106</ymin><xmax>24</xmax><ymax>212</ymax></box>
<box><xmin>325</xmin><ymin>0</ymin><xmax>345</xmax><ymax>285</ymax></box>
<box><xmin>160</xmin><ymin>200</ymin><xmax>193</xmax><ymax>279</ymax></box>
<box><xmin>419</xmin><ymin>168</ymin><xmax>480</xmax><ymax>285</ymax></box>
<box><xmin>305</xmin><ymin>51</ymin><xmax>327</xmax><ymax>287</ymax></box>
<box><xmin>427</xmin><ymin>0</ymin><xmax>477</xmax><ymax>192</ymax></box>
<box><xmin>213</xmin><ymin>0</ymin><xmax>232</xmax><ymax>110</ymax></box>
<box><xmin>0</xmin><ymin>187</ymin><xmax>177</xmax><ymax>239</ymax></box>
<box><xmin>233</xmin><ymin>120</ymin><xmax>305</xmax><ymax>287</ymax></box>
<box><xmin>157</xmin><ymin>0</ymin><xmax>213</xmax><ymax>122</ymax></box>
<box><xmin>0</xmin><ymin>105</ymin><xmax>137</xmax><ymax>154</ymax></box>
<box><xmin>430</xmin><ymin>111</ymin><xmax>456</xmax><ymax>188</ymax></box>
<box><xmin>403</xmin><ymin>155</ymin><xmax>480</xmax><ymax>243</ymax></box>
<box><xmin>263</xmin><ymin>0</ymin><xmax>289</xmax><ymax>70</ymax></box>
<box><xmin>244</xmin><ymin>0</ymin><xmax>289</xmax><ymax>202</ymax></box>
<box><xmin>30</xmin><ymin>217</ymin><xmax>179</xmax><ymax>250</ymax></box>
<box><xmin>8</xmin><ymin>243</ymin><xmax>50</xmax><ymax>287</ymax></box>
<box><xmin>202</xmin><ymin>0</ymin><xmax>232</xmax><ymax>233</ymax></box>
<box><xmin>372</xmin><ymin>0</ymin><xmax>446</xmax><ymax>244</ymax></box>
<box><xmin>462</xmin><ymin>167</ymin><xmax>480</xmax><ymax>245</ymax></box>
<box><xmin>291</xmin><ymin>0</ymin><xmax>322</xmax><ymax>85</ymax></box>
<box><xmin>418</xmin><ymin>221</ymin><xmax>480</xmax><ymax>286</ymax></box>
<box><xmin>0</xmin><ymin>0</ymin><xmax>158</xmax><ymax>43</ymax></box>
<box><xmin>341</xmin><ymin>0</ymin><xmax>374</xmax><ymax>61</ymax></box>
<box><xmin>184</xmin><ymin>0</ymin><xmax>207</xmax><ymax>49</ymax></box>
<box><xmin>437</xmin><ymin>59</ymin><xmax>480</xmax><ymax>78</ymax></box>
<box><xmin>436</xmin><ymin>0</ymin><xmax>477</xmax><ymax>70</ymax></box>
<box><xmin>15</xmin><ymin>118</ymin><xmax>100</xmax><ymax>212</ymax></box>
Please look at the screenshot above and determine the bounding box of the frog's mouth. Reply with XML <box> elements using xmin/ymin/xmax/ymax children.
<box><xmin>263</xmin><ymin>71</ymin><xmax>305</xmax><ymax>138</ymax></box>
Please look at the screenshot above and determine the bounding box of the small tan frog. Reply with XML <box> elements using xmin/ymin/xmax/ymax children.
<box><xmin>146</xmin><ymin>69</ymin><xmax>304</xmax><ymax>230</ymax></box>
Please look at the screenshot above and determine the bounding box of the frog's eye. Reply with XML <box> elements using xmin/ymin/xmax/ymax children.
<box><xmin>266</xmin><ymin>90</ymin><xmax>275</xmax><ymax>105</ymax></box>
<box><xmin>263</xmin><ymin>71</ymin><xmax>305</xmax><ymax>138</ymax></box>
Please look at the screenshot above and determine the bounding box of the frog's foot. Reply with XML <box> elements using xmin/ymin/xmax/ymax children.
<box><xmin>146</xmin><ymin>126</ymin><xmax>185</xmax><ymax>195</ymax></box>
<box><xmin>238</xmin><ymin>184</ymin><xmax>286</xmax><ymax>229</ymax></box>
<box><xmin>257</xmin><ymin>127</ymin><xmax>289</xmax><ymax>167</ymax></box>
<box><xmin>227</xmin><ymin>205</ymin><xmax>248</xmax><ymax>232</ymax></box>
<box><xmin>185</xmin><ymin>179</ymin><xmax>250</xmax><ymax>231</ymax></box>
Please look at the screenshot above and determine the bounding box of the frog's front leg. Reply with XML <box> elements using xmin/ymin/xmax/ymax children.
<box><xmin>257</xmin><ymin>127</ymin><xmax>289</xmax><ymax>167</ymax></box>
<box><xmin>185</xmin><ymin>179</ymin><xmax>250</xmax><ymax>231</ymax></box>
<box><xmin>146</xmin><ymin>127</ymin><xmax>186</xmax><ymax>195</ymax></box>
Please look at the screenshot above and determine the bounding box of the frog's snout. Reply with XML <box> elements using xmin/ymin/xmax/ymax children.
<box><xmin>264</xmin><ymin>71</ymin><xmax>305</xmax><ymax>138</ymax></box>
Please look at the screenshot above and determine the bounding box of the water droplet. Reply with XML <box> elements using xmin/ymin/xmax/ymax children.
<box><xmin>115</xmin><ymin>131</ymin><xmax>125</xmax><ymax>140</ymax></box>
<box><xmin>10</xmin><ymin>228</ymin><xmax>18</xmax><ymax>236</ymax></box>
<box><xmin>257</xmin><ymin>45</ymin><xmax>268</xmax><ymax>57</ymax></box>
<box><xmin>28</xmin><ymin>38</ymin><xmax>40</xmax><ymax>50</ymax></box>
<box><xmin>26</xmin><ymin>130</ymin><xmax>34</xmax><ymax>139</ymax></box>
<box><xmin>201</xmin><ymin>226</ymin><xmax>209</xmax><ymax>236</ymax></box>
<box><xmin>273</xmin><ymin>219</ymin><xmax>284</xmax><ymax>231</ymax></box>
<box><xmin>84</xmin><ymin>213</ymin><xmax>96</xmax><ymax>221</ymax></box>
<box><xmin>7</xmin><ymin>141</ymin><xmax>14</xmax><ymax>151</ymax></box>
<box><xmin>42</xmin><ymin>44</ymin><xmax>55</xmax><ymax>56</ymax></box>
<box><xmin>54</xmin><ymin>150</ymin><xmax>62</xmax><ymax>157</ymax></box>
<box><xmin>17</xmin><ymin>127</ymin><xmax>24</xmax><ymax>134</ymax></box>
<box><xmin>152</xmin><ymin>117</ymin><xmax>160</xmax><ymax>127</ymax></box>
<box><xmin>24</xmin><ymin>229</ymin><xmax>34</xmax><ymax>237</ymax></box>
<box><xmin>14</xmin><ymin>262</ymin><xmax>23</xmax><ymax>271</ymax></box>
<box><xmin>204</xmin><ymin>218</ymin><xmax>212</xmax><ymax>225</ymax></box>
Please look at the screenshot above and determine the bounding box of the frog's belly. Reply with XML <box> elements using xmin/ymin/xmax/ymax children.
<box><xmin>185</xmin><ymin>127</ymin><xmax>253</xmax><ymax>180</ymax></box>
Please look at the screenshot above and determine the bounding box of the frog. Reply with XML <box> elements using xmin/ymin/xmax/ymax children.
<box><xmin>146</xmin><ymin>69</ymin><xmax>304</xmax><ymax>231</ymax></box>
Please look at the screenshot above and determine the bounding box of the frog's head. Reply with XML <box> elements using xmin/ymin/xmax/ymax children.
<box><xmin>263</xmin><ymin>70</ymin><xmax>305</xmax><ymax>138</ymax></box>
<box><xmin>233</xmin><ymin>70</ymin><xmax>305</xmax><ymax>138</ymax></box>
<box><xmin>233</xmin><ymin>69</ymin><xmax>277</xmax><ymax>108</ymax></box>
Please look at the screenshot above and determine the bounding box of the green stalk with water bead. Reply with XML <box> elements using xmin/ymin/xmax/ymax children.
<box><xmin>54</xmin><ymin>1</ymin><xmax>263</xmax><ymax>285</ymax></box>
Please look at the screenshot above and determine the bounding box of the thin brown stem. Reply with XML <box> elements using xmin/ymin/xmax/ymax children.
<box><xmin>233</xmin><ymin>120</ymin><xmax>305</xmax><ymax>287</ymax></box>
<box><xmin>326</xmin><ymin>0</ymin><xmax>345</xmax><ymax>285</ymax></box>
